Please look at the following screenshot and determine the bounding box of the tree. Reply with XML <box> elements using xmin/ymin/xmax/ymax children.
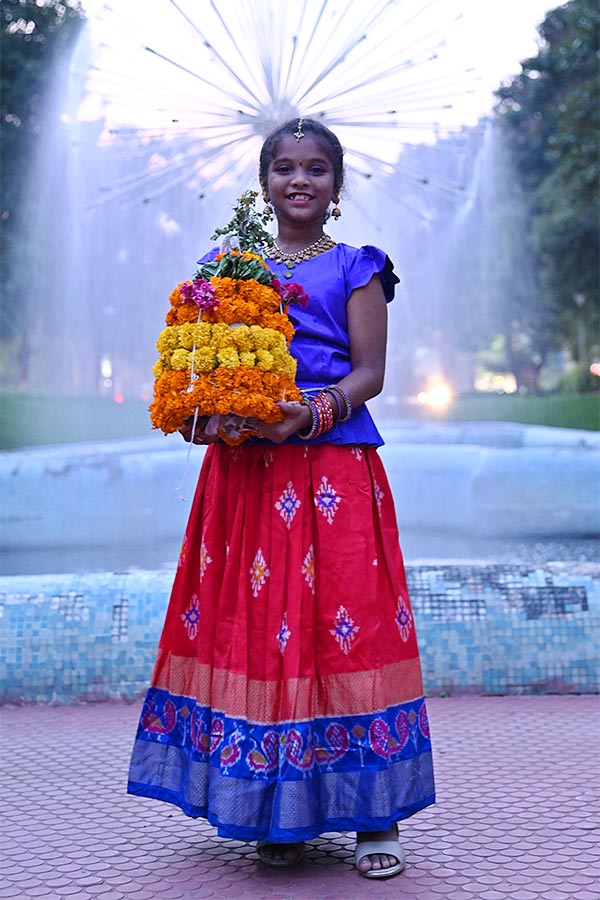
<box><xmin>495</xmin><ymin>0</ymin><xmax>599</xmax><ymax>366</ymax></box>
<box><xmin>0</xmin><ymin>0</ymin><xmax>84</xmax><ymax>381</ymax></box>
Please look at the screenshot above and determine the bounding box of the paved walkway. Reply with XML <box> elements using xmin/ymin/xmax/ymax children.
<box><xmin>2</xmin><ymin>696</ymin><xmax>599</xmax><ymax>900</ymax></box>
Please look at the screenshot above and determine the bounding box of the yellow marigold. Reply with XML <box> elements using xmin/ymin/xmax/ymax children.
<box><xmin>271</xmin><ymin>347</ymin><xmax>291</xmax><ymax>371</ymax></box>
<box><xmin>256</xmin><ymin>349</ymin><xmax>274</xmax><ymax>371</ymax></box>
<box><xmin>178</xmin><ymin>322</ymin><xmax>199</xmax><ymax>351</ymax></box>
<box><xmin>250</xmin><ymin>325</ymin><xmax>271</xmax><ymax>350</ymax></box>
<box><xmin>156</xmin><ymin>327</ymin><xmax>179</xmax><ymax>354</ymax></box>
<box><xmin>197</xmin><ymin>322</ymin><xmax>212</xmax><ymax>345</ymax></box>
<box><xmin>282</xmin><ymin>355</ymin><xmax>297</xmax><ymax>379</ymax></box>
<box><xmin>193</xmin><ymin>347</ymin><xmax>216</xmax><ymax>373</ymax></box>
<box><xmin>152</xmin><ymin>359</ymin><xmax>164</xmax><ymax>377</ymax></box>
<box><xmin>265</xmin><ymin>313</ymin><xmax>294</xmax><ymax>344</ymax></box>
<box><xmin>216</xmin><ymin>347</ymin><xmax>240</xmax><ymax>368</ymax></box>
<box><xmin>266</xmin><ymin>329</ymin><xmax>286</xmax><ymax>351</ymax></box>
<box><xmin>178</xmin><ymin>322</ymin><xmax>213</xmax><ymax>349</ymax></box>
<box><xmin>231</xmin><ymin>324</ymin><xmax>252</xmax><ymax>351</ymax></box>
<box><xmin>239</xmin><ymin>351</ymin><xmax>256</xmax><ymax>367</ymax></box>
<box><xmin>171</xmin><ymin>348</ymin><xmax>191</xmax><ymax>370</ymax></box>
<box><xmin>210</xmin><ymin>322</ymin><xmax>233</xmax><ymax>350</ymax></box>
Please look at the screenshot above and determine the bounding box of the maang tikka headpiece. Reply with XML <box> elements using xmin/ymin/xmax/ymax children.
<box><xmin>294</xmin><ymin>117</ymin><xmax>305</xmax><ymax>141</ymax></box>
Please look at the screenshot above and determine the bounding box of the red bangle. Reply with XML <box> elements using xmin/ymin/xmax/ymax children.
<box><xmin>298</xmin><ymin>391</ymin><xmax>335</xmax><ymax>439</ymax></box>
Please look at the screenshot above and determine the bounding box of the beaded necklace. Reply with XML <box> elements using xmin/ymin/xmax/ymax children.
<box><xmin>265</xmin><ymin>234</ymin><xmax>336</xmax><ymax>277</ymax></box>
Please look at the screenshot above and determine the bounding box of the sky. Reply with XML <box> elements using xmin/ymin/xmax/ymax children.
<box><xmin>445</xmin><ymin>0</ymin><xmax>558</xmax><ymax>120</ymax></box>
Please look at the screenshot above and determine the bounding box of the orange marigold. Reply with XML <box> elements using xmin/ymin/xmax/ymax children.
<box><xmin>152</xmin><ymin>268</ymin><xmax>302</xmax><ymax>442</ymax></box>
<box><xmin>149</xmin><ymin>368</ymin><xmax>301</xmax><ymax>434</ymax></box>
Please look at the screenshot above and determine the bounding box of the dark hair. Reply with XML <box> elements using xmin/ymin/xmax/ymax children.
<box><xmin>259</xmin><ymin>118</ymin><xmax>345</xmax><ymax>198</ymax></box>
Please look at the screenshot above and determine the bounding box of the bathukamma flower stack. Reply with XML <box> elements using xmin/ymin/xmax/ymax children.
<box><xmin>149</xmin><ymin>192</ymin><xmax>306</xmax><ymax>443</ymax></box>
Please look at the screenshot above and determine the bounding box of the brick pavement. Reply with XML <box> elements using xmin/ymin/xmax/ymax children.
<box><xmin>1</xmin><ymin>696</ymin><xmax>599</xmax><ymax>900</ymax></box>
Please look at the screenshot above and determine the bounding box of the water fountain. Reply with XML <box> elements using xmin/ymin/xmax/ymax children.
<box><xmin>2</xmin><ymin>0</ymin><xmax>598</xmax><ymax>576</ymax></box>
<box><xmin>18</xmin><ymin>0</ymin><xmax>482</xmax><ymax>397</ymax></box>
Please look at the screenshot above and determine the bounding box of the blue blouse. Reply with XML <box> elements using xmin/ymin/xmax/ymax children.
<box><xmin>198</xmin><ymin>243</ymin><xmax>399</xmax><ymax>447</ymax></box>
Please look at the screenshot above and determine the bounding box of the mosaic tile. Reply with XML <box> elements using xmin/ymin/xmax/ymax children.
<box><xmin>0</xmin><ymin>564</ymin><xmax>597</xmax><ymax>702</ymax></box>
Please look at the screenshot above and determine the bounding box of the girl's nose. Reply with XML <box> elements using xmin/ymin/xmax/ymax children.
<box><xmin>291</xmin><ymin>167</ymin><xmax>309</xmax><ymax>186</ymax></box>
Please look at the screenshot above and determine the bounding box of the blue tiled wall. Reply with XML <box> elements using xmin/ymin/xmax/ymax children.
<box><xmin>0</xmin><ymin>564</ymin><xmax>598</xmax><ymax>703</ymax></box>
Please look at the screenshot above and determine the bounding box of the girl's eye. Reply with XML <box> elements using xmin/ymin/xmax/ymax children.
<box><xmin>309</xmin><ymin>166</ymin><xmax>326</xmax><ymax>175</ymax></box>
<box><xmin>275</xmin><ymin>165</ymin><xmax>291</xmax><ymax>173</ymax></box>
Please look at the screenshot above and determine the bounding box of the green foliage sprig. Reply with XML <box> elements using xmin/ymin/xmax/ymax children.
<box><xmin>210</xmin><ymin>190</ymin><xmax>274</xmax><ymax>254</ymax></box>
<box><xmin>195</xmin><ymin>190</ymin><xmax>276</xmax><ymax>283</ymax></box>
<box><xmin>196</xmin><ymin>252</ymin><xmax>273</xmax><ymax>284</ymax></box>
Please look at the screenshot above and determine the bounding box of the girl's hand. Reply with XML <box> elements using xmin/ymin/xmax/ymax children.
<box><xmin>178</xmin><ymin>415</ymin><xmax>219</xmax><ymax>445</ymax></box>
<box><xmin>258</xmin><ymin>401</ymin><xmax>312</xmax><ymax>444</ymax></box>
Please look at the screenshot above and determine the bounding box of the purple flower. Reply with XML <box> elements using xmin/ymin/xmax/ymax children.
<box><xmin>180</xmin><ymin>278</ymin><xmax>220</xmax><ymax>310</ymax></box>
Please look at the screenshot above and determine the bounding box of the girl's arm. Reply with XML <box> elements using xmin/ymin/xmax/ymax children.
<box><xmin>337</xmin><ymin>272</ymin><xmax>388</xmax><ymax>406</ymax></box>
<box><xmin>261</xmin><ymin>274</ymin><xmax>387</xmax><ymax>443</ymax></box>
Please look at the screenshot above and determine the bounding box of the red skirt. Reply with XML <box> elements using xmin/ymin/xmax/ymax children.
<box><xmin>128</xmin><ymin>442</ymin><xmax>435</xmax><ymax>841</ymax></box>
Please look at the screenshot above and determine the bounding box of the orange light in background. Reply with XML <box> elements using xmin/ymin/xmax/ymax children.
<box><xmin>114</xmin><ymin>393</ymin><xmax>124</xmax><ymax>404</ymax></box>
<box><xmin>417</xmin><ymin>380</ymin><xmax>453</xmax><ymax>409</ymax></box>
<box><xmin>590</xmin><ymin>363</ymin><xmax>600</xmax><ymax>378</ymax></box>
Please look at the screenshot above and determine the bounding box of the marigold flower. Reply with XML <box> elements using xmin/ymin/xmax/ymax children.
<box><xmin>150</xmin><ymin>243</ymin><xmax>305</xmax><ymax>443</ymax></box>
<box><xmin>171</xmin><ymin>348</ymin><xmax>191</xmax><ymax>370</ymax></box>
<box><xmin>156</xmin><ymin>328</ymin><xmax>179</xmax><ymax>353</ymax></box>
<box><xmin>216</xmin><ymin>347</ymin><xmax>240</xmax><ymax>368</ymax></box>
<box><xmin>193</xmin><ymin>347</ymin><xmax>216</xmax><ymax>373</ymax></box>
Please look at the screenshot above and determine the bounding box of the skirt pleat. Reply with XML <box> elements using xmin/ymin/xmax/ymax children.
<box><xmin>128</xmin><ymin>442</ymin><xmax>435</xmax><ymax>841</ymax></box>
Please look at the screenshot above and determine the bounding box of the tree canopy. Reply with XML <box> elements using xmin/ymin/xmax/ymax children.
<box><xmin>495</xmin><ymin>0</ymin><xmax>599</xmax><ymax>364</ymax></box>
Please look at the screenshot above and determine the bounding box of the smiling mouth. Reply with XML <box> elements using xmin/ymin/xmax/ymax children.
<box><xmin>287</xmin><ymin>193</ymin><xmax>312</xmax><ymax>201</ymax></box>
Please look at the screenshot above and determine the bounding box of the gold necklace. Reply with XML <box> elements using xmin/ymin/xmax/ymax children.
<box><xmin>266</xmin><ymin>234</ymin><xmax>336</xmax><ymax>273</ymax></box>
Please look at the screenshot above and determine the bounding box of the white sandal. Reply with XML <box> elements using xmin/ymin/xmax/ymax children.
<box><xmin>355</xmin><ymin>831</ymin><xmax>405</xmax><ymax>879</ymax></box>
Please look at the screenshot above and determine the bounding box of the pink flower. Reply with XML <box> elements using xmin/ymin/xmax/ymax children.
<box><xmin>180</xmin><ymin>279</ymin><xmax>220</xmax><ymax>311</ymax></box>
<box><xmin>281</xmin><ymin>282</ymin><xmax>309</xmax><ymax>308</ymax></box>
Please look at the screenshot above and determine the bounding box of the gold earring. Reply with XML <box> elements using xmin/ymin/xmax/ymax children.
<box><xmin>263</xmin><ymin>201</ymin><xmax>274</xmax><ymax>220</ymax></box>
<box><xmin>332</xmin><ymin>204</ymin><xmax>341</xmax><ymax>221</ymax></box>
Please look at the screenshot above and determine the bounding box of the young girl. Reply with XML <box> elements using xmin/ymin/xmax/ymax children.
<box><xmin>128</xmin><ymin>118</ymin><xmax>435</xmax><ymax>879</ymax></box>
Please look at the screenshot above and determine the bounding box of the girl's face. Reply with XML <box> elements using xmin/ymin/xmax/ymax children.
<box><xmin>266</xmin><ymin>135</ymin><xmax>336</xmax><ymax>230</ymax></box>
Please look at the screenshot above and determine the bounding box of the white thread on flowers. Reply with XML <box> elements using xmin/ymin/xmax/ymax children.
<box><xmin>175</xmin><ymin>309</ymin><xmax>202</xmax><ymax>501</ymax></box>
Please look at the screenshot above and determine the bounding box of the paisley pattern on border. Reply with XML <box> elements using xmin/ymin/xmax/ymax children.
<box><xmin>132</xmin><ymin>687</ymin><xmax>432</xmax><ymax>778</ymax></box>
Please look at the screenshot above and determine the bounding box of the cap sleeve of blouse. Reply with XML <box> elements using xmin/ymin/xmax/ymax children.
<box><xmin>196</xmin><ymin>245</ymin><xmax>220</xmax><ymax>265</ymax></box>
<box><xmin>345</xmin><ymin>244</ymin><xmax>400</xmax><ymax>303</ymax></box>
